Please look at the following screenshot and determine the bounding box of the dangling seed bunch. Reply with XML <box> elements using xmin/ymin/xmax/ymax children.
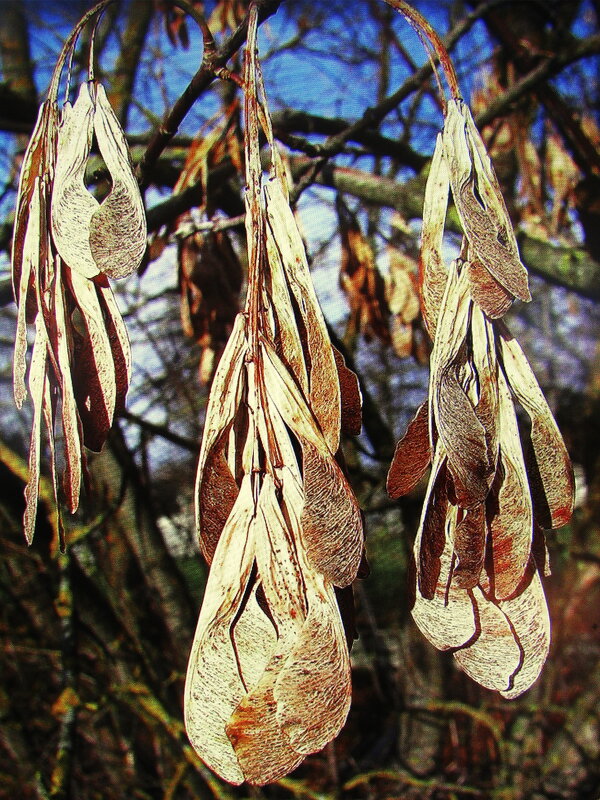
<box><xmin>184</xmin><ymin>5</ymin><xmax>365</xmax><ymax>785</ymax></box>
<box><xmin>384</xmin><ymin>0</ymin><xmax>574</xmax><ymax>697</ymax></box>
<box><xmin>11</xmin><ymin>0</ymin><xmax>146</xmax><ymax>546</ymax></box>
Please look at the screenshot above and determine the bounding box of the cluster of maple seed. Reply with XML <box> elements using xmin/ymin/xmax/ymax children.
<box><xmin>11</xmin><ymin>0</ymin><xmax>574</xmax><ymax>788</ymax></box>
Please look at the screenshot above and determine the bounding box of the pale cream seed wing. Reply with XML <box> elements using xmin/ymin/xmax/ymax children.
<box><xmin>264</xmin><ymin>178</ymin><xmax>341</xmax><ymax>453</ymax></box>
<box><xmin>14</xmin><ymin>178</ymin><xmax>42</xmax><ymax>408</ymax></box>
<box><xmin>51</xmin><ymin>83</ymin><xmax>100</xmax><ymax>278</ymax></box>
<box><xmin>488</xmin><ymin>370</ymin><xmax>533</xmax><ymax>601</ymax></box>
<box><xmin>90</xmin><ymin>83</ymin><xmax>147</xmax><ymax>279</ymax></box>
<box><xmin>499</xmin><ymin>565</ymin><xmax>550</xmax><ymax>699</ymax></box>
<box><xmin>67</xmin><ymin>268</ymin><xmax>117</xmax><ymax>448</ymax></box>
<box><xmin>421</xmin><ymin>133</ymin><xmax>450</xmax><ymax>337</ymax></box>
<box><xmin>299</xmin><ymin>441</ymin><xmax>364</xmax><ymax>588</ymax></box>
<box><xmin>498</xmin><ymin>325</ymin><xmax>574</xmax><ymax>529</ymax></box>
<box><xmin>453</xmin><ymin>586</ymin><xmax>523</xmax><ymax>694</ymax></box>
<box><xmin>23</xmin><ymin>313</ymin><xmax>49</xmax><ymax>543</ymax></box>
<box><xmin>274</xmin><ymin>576</ymin><xmax>352</xmax><ymax>755</ymax></box>
<box><xmin>53</xmin><ymin>266</ymin><xmax>83</xmax><ymax>513</ymax></box>
<box><xmin>184</xmin><ymin>475</ymin><xmax>258</xmax><ymax>785</ymax></box>
<box><xmin>412</xmin><ymin>488</ymin><xmax>478</xmax><ymax>650</ymax></box>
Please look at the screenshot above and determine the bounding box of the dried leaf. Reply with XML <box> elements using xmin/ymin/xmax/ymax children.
<box><xmin>386</xmin><ymin>401</ymin><xmax>430</xmax><ymax>498</ymax></box>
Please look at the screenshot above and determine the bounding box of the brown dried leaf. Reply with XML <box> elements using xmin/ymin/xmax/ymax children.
<box><xmin>386</xmin><ymin>401</ymin><xmax>430</xmax><ymax>498</ymax></box>
<box><xmin>332</xmin><ymin>345</ymin><xmax>362</xmax><ymax>437</ymax></box>
<box><xmin>90</xmin><ymin>83</ymin><xmax>147</xmax><ymax>278</ymax></box>
<box><xmin>337</xmin><ymin>196</ymin><xmax>391</xmax><ymax>346</ymax></box>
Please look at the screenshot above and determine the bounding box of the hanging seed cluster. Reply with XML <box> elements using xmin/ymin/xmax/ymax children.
<box><xmin>387</xmin><ymin>98</ymin><xmax>574</xmax><ymax>697</ymax></box>
<box><xmin>12</xmin><ymin>3</ymin><xmax>146</xmax><ymax>546</ymax></box>
<box><xmin>184</xmin><ymin>8</ymin><xmax>365</xmax><ymax>783</ymax></box>
<box><xmin>10</xmin><ymin>0</ymin><xmax>577</xmax><ymax>788</ymax></box>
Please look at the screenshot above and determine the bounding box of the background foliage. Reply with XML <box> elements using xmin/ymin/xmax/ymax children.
<box><xmin>0</xmin><ymin>1</ymin><xmax>599</xmax><ymax>798</ymax></box>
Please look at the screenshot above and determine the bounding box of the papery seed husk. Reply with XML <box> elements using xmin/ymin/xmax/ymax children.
<box><xmin>226</xmin><ymin>653</ymin><xmax>304</xmax><ymax>785</ymax></box>
<box><xmin>263</xmin><ymin>201</ymin><xmax>309</xmax><ymax>393</ymax></box>
<box><xmin>274</xmin><ymin>579</ymin><xmax>352</xmax><ymax>754</ymax></box>
<box><xmin>443</xmin><ymin>99</ymin><xmax>530</xmax><ymax>304</ymax></box>
<box><xmin>67</xmin><ymin>268</ymin><xmax>117</xmax><ymax>450</ymax></box>
<box><xmin>467</xmin><ymin>259</ymin><xmax>513</xmax><ymax>318</ymax></box>
<box><xmin>89</xmin><ymin>83</ymin><xmax>147</xmax><ymax>278</ymax></box>
<box><xmin>23</xmin><ymin>313</ymin><xmax>49</xmax><ymax>543</ymax></box>
<box><xmin>53</xmin><ymin>264</ymin><xmax>83</xmax><ymax>513</ymax></box>
<box><xmin>417</xmin><ymin>455</ymin><xmax>448</xmax><ymax>600</ymax></box>
<box><xmin>488</xmin><ymin>371</ymin><xmax>533</xmax><ymax>600</ymax></box>
<box><xmin>332</xmin><ymin>345</ymin><xmax>362</xmax><ymax>438</ymax></box>
<box><xmin>51</xmin><ymin>82</ymin><xmax>100</xmax><ymax>279</ymax></box>
<box><xmin>421</xmin><ymin>133</ymin><xmax>450</xmax><ymax>337</ymax></box>
<box><xmin>198</xmin><ymin>429</ymin><xmax>239</xmax><ymax>563</ymax></box>
<box><xmin>12</xmin><ymin>101</ymin><xmax>58</xmax><ymax>297</ymax></box>
<box><xmin>412</xmin><ymin>488</ymin><xmax>477</xmax><ymax>649</ymax></box>
<box><xmin>231</xmin><ymin>583</ymin><xmax>278</xmax><ymax>690</ymax></box>
<box><xmin>14</xmin><ymin>178</ymin><xmax>42</xmax><ymax>408</ymax></box>
<box><xmin>498</xmin><ymin>324</ymin><xmax>574</xmax><ymax>529</ymax></box>
<box><xmin>96</xmin><ymin>275</ymin><xmax>131</xmax><ymax>411</ymax></box>
<box><xmin>300</xmin><ymin>441</ymin><xmax>363</xmax><ymax>587</ymax></box>
<box><xmin>452</xmin><ymin>504</ymin><xmax>486</xmax><ymax>589</ymax></box>
<box><xmin>499</xmin><ymin>564</ymin><xmax>550</xmax><ymax>699</ymax></box>
<box><xmin>184</xmin><ymin>476</ymin><xmax>257</xmax><ymax>785</ymax></box>
<box><xmin>453</xmin><ymin>586</ymin><xmax>522</xmax><ymax>693</ymax></box>
<box><xmin>264</xmin><ymin>179</ymin><xmax>341</xmax><ymax>454</ymax></box>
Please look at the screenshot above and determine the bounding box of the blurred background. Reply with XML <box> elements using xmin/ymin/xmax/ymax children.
<box><xmin>0</xmin><ymin>1</ymin><xmax>599</xmax><ymax>797</ymax></box>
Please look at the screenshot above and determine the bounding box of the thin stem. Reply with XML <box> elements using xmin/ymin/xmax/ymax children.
<box><xmin>243</xmin><ymin>3</ymin><xmax>263</xmax><ymax>358</ymax></box>
<box><xmin>48</xmin><ymin>0</ymin><xmax>116</xmax><ymax>102</ymax></box>
<box><xmin>381</xmin><ymin>0</ymin><xmax>461</xmax><ymax>102</ymax></box>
